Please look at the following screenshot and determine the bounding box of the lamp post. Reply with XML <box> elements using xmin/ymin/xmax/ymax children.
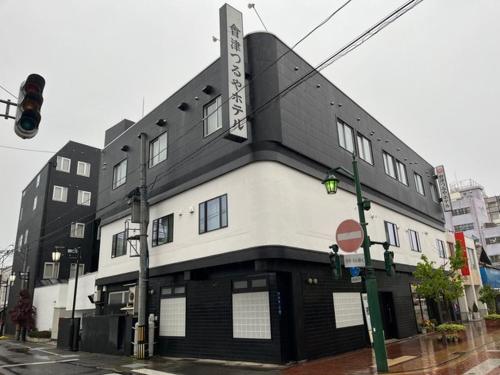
<box><xmin>52</xmin><ymin>246</ymin><xmax>80</xmax><ymax>351</ymax></box>
<box><xmin>1</xmin><ymin>273</ymin><xmax>15</xmax><ymax>335</ymax></box>
<box><xmin>322</xmin><ymin>154</ymin><xmax>389</xmax><ymax>373</ymax></box>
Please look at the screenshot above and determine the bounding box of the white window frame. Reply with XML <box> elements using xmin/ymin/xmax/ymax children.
<box><xmin>384</xmin><ymin>221</ymin><xmax>400</xmax><ymax>247</ymax></box>
<box><xmin>232</xmin><ymin>291</ymin><xmax>271</xmax><ymax>339</ymax></box>
<box><xmin>437</xmin><ymin>239</ymin><xmax>446</xmax><ymax>259</ymax></box>
<box><xmin>32</xmin><ymin>196</ymin><xmax>37</xmax><ymax>210</ymax></box>
<box><xmin>77</xmin><ymin>190</ymin><xmax>91</xmax><ymax>206</ymax></box>
<box><xmin>24</xmin><ymin>229</ymin><xmax>28</xmax><ymax>245</ymax></box>
<box><xmin>356</xmin><ymin>133</ymin><xmax>373</xmax><ymax>164</ymax></box>
<box><xmin>56</xmin><ymin>156</ymin><xmax>71</xmax><ymax>173</ymax></box>
<box><xmin>70</xmin><ymin>222</ymin><xmax>85</xmax><ymax>238</ymax></box>
<box><xmin>409</xmin><ymin>230</ymin><xmax>421</xmax><ymax>252</ymax></box>
<box><xmin>18</xmin><ymin>235</ymin><xmax>23</xmax><ymax>249</ymax></box>
<box><xmin>160</xmin><ymin>297</ymin><xmax>186</xmax><ymax>337</ymax></box>
<box><xmin>414</xmin><ymin>173</ymin><xmax>425</xmax><ymax>195</ymax></box>
<box><xmin>337</xmin><ymin>120</ymin><xmax>354</xmax><ymax>153</ymax></box>
<box><xmin>112</xmin><ymin>159</ymin><xmax>127</xmax><ymax>189</ymax></box>
<box><xmin>43</xmin><ymin>262</ymin><xmax>60</xmax><ymax>279</ymax></box>
<box><xmin>36</xmin><ymin>174</ymin><xmax>40</xmax><ymax>187</ymax></box>
<box><xmin>149</xmin><ymin>132</ymin><xmax>168</xmax><ymax>168</ymax></box>
<box><xmin>396</xmin><ymin>160</ymin><xmax>408</xmax><ymax>185</ymax></box>
<box><xmin>467</xmin><ymin>248</ymin><xmax>477</xmax><ymax>269</ymax></box>
<box><xmin>203</xmin><ymin>96</ymin><xmax>222</xmax><ymax>137</ymax></box>
<box><xmin>383</xmin><ymin>152</ymin><xmax>397</xmax><ymax>179</ymax></box>
<box><xmin>69</xmin><ymin>263</ymin><xmax>84</xmax><ymax>279</ymax></box>
<box><xmin>332</xmin><ymin>292</ymin><xmax>364</xmax><ymax>328</ymax></box>
<box><xmin>52</xmin><ymin>185</ymin><xmax>68</xmax><ymax>202</ymax></box>
<box><xmin>76</xmin><ymin>161</ymin><xmax>91</xmax><ymax>177</ymax></box>
<box><xmin>19</xmin><ymin>207</ymin><xmax>23</xmax><ymax>222</ymax></box>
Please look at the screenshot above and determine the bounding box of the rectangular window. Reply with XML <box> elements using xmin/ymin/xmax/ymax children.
<box><xmin>18</xmin><ymin>235</ymin><xmax>23</xmax><ymax>249</ymax></box>
<box><xmin>76</xmin><ymin>161</ymin><xmax>91</xmax><ymax>177</ymax></box>
<box><xmin>19</xmin><ymin>207</ymin><xmax>23</xmax><ymax>222</ymax></box>
<box><xmin>337</xmin><ymin>120</ymin><xmax>354</xmax><ymax>153</ymax></box>
<box><xmin>333</xmin><ymin>292</ymin><xmax>364</xmax><ymax>328</ymax></box>
<box><xmin>160</xmin><ymin>297</ymin><xmax>186</xmax><ymax>337</ymax></box>
<box><xmin>53</xmin><ymin>185</ymin><xmax>68</xmax><ymax>202</ymax></box>
<box><xmin>452</xmin><ymin>207</ymin><xmax>471</xmax><ymax>216</ymax></box>
<box><xmin>149</xmin><ymin>133</ymin><xmax>168</xmax><ymax>167</ymax></box>
<box><xmin>77</xmin><ymin>190</ymin><xmax>91</xmax><ymax>206</ymax></box>
<box><xmin>356</xmin><ymin>133</ymin><xmax>373</xmax><ymax>164</ymax></box>
<box><xmin>447</xmin><ymin>242</ymin><xmax>455</xmax><ymax>256</ymax></box>
<box><xmin>396</xmin><ymin>160</ymin><xmax>408</xmax><ymax>185</ymax></box>
<box><xmin>454</xmin><ymin>223</ymin><xmax>474</xmax><ymax>232</ymax></box>
<box><xmin>112</xmin><ymin>159</ymin><xmax>127</xmax><ymax>189</ymax></box>
<box><xmin>430</xmin><ymin>182</ymin><xmax>439</xmax><ymax>203</ymax></box>
<box><xmin>384</xmin><ymin>221</ymin><xmax>400</xmax><ymax>247</ymax></box>
<box><xmin>436</xmin><ymin>239</ymin><xmax>447</xmax><ymax>258</ymax></box>
<box><xmin>199</xmin><ymin>194</ymin><xmax>228</xmax><ymax>234</ymax></box>
<box><xmin>203</xmin><ymin>96</ymin><xmax>222</xmax><ymax>137</ymax></box>
<box><xmin>56</xmin><ymin>156</ymin><xmax>71</xmax><ymax>173</ymax></box>
<box><xmin>24</xmin><ymin>229</ymin><xmax>28</xmax><ymax>244</ymax></box>
<box><xmin>69</xmin><ymin>263</ymin><xmax>84</xmax><ymax>279</ymax></box>
<box><xmin>409</xmin><ymin>230</ymin><xmax>421</xmax><ymax>252</ymax></box>
<box><xmin>383</xmin><ymin>152</ymin><xmax>397</xmax><ymax>179</ymax></box>
<box><xmin>152</xmin><ymin>214</ymin><xmax>174</xmax><ymax>247</ymax></box>
<box><xmin>70</xmin><ymin>222</ymin><xmax>85</xmax><ymax>238</ymax></box>
<box><xmin>414</xmin><ymin>173</ymin><xmax>425</xmax><ymax>195</ymax></box>
<box><xmin>33</xmin><ymin>196</ymin><xmax>37</xmax><ymax>210</ymax></box>
<box><xmin>467</xmin><ymin>248</ymin><xmax>477</xmax><ymax>269</ymax></box>
<box><xmin>43</xmin><ymin>262</ymin><xmax>60</xmax><ymax>279</ymax></box>
<box><xmin>108</xmin><ymin>291</ymin><xmax>129</xmax><ymax>305</ymax></box>
<box><xmin>112</xmin><ymin>231</ymin><xmax>127</xmax><ymax>257</ymax></box>
<box><xmin>36</xmin><ymin>174</ymin><xmax>40</xmax><ymax>187</ymax></box>
<box><xmin>486</xmin><ymin>236</ymin><xmax>500</xmax><ymax>245</ymax></box>
<box><xmin>232</xmin><ymin>291</ymin><xmax>271</xmax><ymax>339</ymax></box>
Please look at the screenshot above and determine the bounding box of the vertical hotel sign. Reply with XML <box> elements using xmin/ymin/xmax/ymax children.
<box><xmin>455</xmin><ymin>231</ymin><xmax>470</xmax><ymax>276</ymax></box>
<box><xmin>435</xmin><ymin>165</ymin><xmax>452</xmax><ymax>212</ymax></box>
<box><xmin>220</xmin><ymin>4</ymin><xmax>248</xmax><ymax>142</ymax></box>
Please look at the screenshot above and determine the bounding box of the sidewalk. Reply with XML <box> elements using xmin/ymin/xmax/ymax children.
<box><xmin>283</xmin><ymin>321</ymin><xmax>500</xmax><ymax>374</ymax></box>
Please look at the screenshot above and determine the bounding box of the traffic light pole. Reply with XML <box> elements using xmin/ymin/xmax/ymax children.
<box><xmin>351</xmin><ymin>155</ymin><xmax>389</xmax><ymax>373</ymax></box>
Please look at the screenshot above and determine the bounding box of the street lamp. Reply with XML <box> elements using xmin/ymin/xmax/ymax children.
<box><xmin>322</xmin><ymin>154</ymin><xmax>389</xmax><ymax>373</ymax></box>
<box><xmin>52</xmin><ymin>246</ymin><xmax>81</xmax><ymax>351</ymax></box>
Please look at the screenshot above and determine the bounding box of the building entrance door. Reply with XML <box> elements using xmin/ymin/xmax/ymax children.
<box><xmin>379</xmin><ymin>291</ymin><xmax>398</xmax><ymax>339</ymax></box>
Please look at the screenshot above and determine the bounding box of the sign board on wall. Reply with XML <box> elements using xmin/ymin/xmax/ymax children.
<box><xmin>455</xmin><ymin>231</ymin><xmax>470</xmax><ymax>276</ymax></box>
<box><xmin>435</xmin><ymin>165</ymin><xmax>452</xmax><ymax>212</ymax></box>
<box><xmin>344</xmin><ymin>253</ymin><xmax>366</xmax><ymax>268</ymax></box>
<box><xmin>219</xmin><ymin>4</ymin><xmax>248</xmax><ymax>142</ymax></box>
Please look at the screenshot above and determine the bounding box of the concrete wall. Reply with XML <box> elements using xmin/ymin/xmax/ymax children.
<box><xmin>65</xmin><ymin>272</ymin><xmax>96</xmax><ymax>311</ymax></box>
<box><xmin>33</xmin><ymin>283</ymin><xmax>68</xmax><ymax>337</ymax></box>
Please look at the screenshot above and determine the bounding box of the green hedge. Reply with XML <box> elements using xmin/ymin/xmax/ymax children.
<box><xmin>485</xmin><ymin>314</ymin><xmax>500</xmax><ymax>320</ymax></box>
<box><xmin>28</xmin><ymin>330</ymin><xmax>51</xmax><ymax>339</ymax></box>
<box><xmin>436</xmin><ymin>323</ymin><xmax>465</xmax><ymax>333</ymax></box>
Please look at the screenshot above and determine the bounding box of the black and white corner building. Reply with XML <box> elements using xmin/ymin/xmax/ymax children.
<box><xmin>94</xmin><ymin>32</ymin><xmax>447</xmax><ymax>363</ymax></box>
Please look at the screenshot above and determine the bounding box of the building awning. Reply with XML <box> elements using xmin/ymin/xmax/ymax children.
<box><xmin>480</xmin><ymin>266</ymin><xmax>500</xmax><ymax>289</ymax></box>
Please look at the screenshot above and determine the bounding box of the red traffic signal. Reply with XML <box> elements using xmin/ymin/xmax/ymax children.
<box><xmin>15</xmin><ymin>74</ymin><xmax>45</xmax><ymax>139</ymax></box>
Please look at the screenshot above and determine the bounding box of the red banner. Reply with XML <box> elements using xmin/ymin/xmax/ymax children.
<box><xmin>455</xmin><ymin>231</ymin><xmax>470</xmax><ymax>276</ymax></box>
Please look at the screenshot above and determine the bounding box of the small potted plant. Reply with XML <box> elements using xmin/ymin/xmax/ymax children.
<box><xmin>484</xmin><ymin>314</ymin><xmax>500</xmax><ymax>329</ymax></box>
<box><xmin>436</xmin><ymin>323</ymin><xmax>465</xmax><ymax>344</ymax></box>
<box><xmin>421</xmin><ymin>319</ymin><xmax>435</xmax><ymax>334</ymax></box>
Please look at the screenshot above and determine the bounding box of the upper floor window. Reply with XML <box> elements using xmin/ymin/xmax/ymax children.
<box><xmin>18</xmin><ymin>235</ymin><xmax>23</xmax><ymax>249</ymax></box>
<box><xmin>414</xmin><ymin>173</ymin><xmax>425</xmax><ymax>195</ymax></box>
<box><xmin>356</xmin><ymin>133</ymin><xmax>373</xmax><ymax>164</ymax></box>
<box><xmin>409</xmin><ymin>230</ymin><xmax>421</xmax><ymax>252</ymax></box>
<box><xmin>452</xmin><ymin>207</ymin><xmax>470</xmax><ymax>216</ymax></box>
<box><xmin>53</xmin><ymin>185</ymin><xmax>68</xmax><ymax>202</ymax></box>
<box><xmin>384</xmin><ymin>221</ymin><xmax>400</xmax><ymax>247</ymax></box>
<box><xmin>36</xmin><ymin>174</ymin><xmax>40</xmax><ymax>187</ymax></box>
<box><xmin>430</xmin><ymin>182</ymin><xmax>439</xmax><ymax>203</ymax></box>
<box><xmin>454</xmin><ymin>223</ymin><xmax>474</xmax><ymax>232</ymax></box>
<box><xmin>77</xmin><ymin>190</ymin><xmax>91</xmax><ymax>206</ymax></box>
<box><xmin>19</xmin><ymin>207</ymin><xmax>23</xmax><ymax>222</ymax></box>
<box><xmin>152</xmin><ymin>214</ymin><xmax>174</xmax><ymax>247</ymax></box>
<box><xmin>32</xmin><ymin>196</ymin><xmax>38</xmax><ymax>210</ymax></box>
<box><xmin>112</xmin><ymin>159</ymin><xmax>127</xmax><ymax>189</ymax></box>
<box><xmin>43</xmin><ymin>262</ymin><xmax>60</xmax><ymax>279</ymax></box>
<box><xmin>22</xmin><ymin>190</ymin><xmax>26</xmax><ymax>197</ymax></box>
<box><xmin>149</xmin><ymin>133</ymin><xmax>168</xmax><ymax>168</ymax></box>
<box><xmin>69</xmin><ymin>263</ymin><xmax>84</xmax><ymax>279</ymax></box>
<box><xmin>437</xmin><ymin>239</ymin><xmax>447</xmax><ymax>258</ymax></box>
<box><xmin>70</xmin><ymin>222</ymin><xmax>85</xmax><ymax>238</ymax></box>
<box><xmin>383</xmin><ymin>152</ymin><xmax>397</xmax><ymax>179</ymax></box>
<box><xmin>199</xmin><ymin>194</ymin><xmax>228</xmax><ymax>234</ymax></box>
<box><xmin>24</xmin><ymin>229</ymin><xmax>28</xmax><ymax>244</ymax></box>
<box><xmin>396</xmin><ymin>160</ymin><xmax>408</xmax><ymax>185</ymax></box>
<box><xmin>467</xmin><ymin>248</ymin><xmax>477</xmax><ymax>269</ymax></box>
<box><xmin>337</xmin><ymin>120</ymin><xmax>354</xmax><ymax>153</ymax></box>
<box><xmin>56</xmin><ymin>156</ymin><xmax>71</xmax><ymax>173</ymax></box>
<box><xmin>203</xmin><ymin>96</ymin><xmax>222</xmax><ymax>137</ymax></box>
<box><xmin>112</xmin><ymin>231</ymin><xmax>127</xmax><ymax>257</ymax></box>
<box><xmin>77</xmin><ymin>161</ymin><xmax>91</xmax><ymax>177</ymax></box>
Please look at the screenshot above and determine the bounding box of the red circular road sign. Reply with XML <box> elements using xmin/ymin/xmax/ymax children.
<box><xmin>336</xmin><ymin>219</ymin><xmax>364</xmax><ymax>253</ymax></box>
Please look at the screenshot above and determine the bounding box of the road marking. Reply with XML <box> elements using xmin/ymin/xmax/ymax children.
<box><xmin>464</xmin><ymin>358</ymin><xmax>500</xmax><ymax>374</ymax></box>
<box><xmin>0</xmin><ymin>358</ymin><xmax>79</xmax><ymax>368</ymax></box>
<box><xmin>132</xmin><ymin>369</ymin><xmax>177</xmax><ymax>375</ymax></box>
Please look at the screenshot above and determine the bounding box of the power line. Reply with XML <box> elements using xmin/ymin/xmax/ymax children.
<box><xmin>248</xmin><ymin>3</ymin><xmax>268</xmax><ymax>31</ymax></box>
<box><xmin>0</xmin><ymin>83</ymin><xmax>17</xmax><ymax>100</ymax></box>
<box><xmin>0</xmin><ymin>145</ymin><xmax>56</xmax><ymax>154</ymax></box>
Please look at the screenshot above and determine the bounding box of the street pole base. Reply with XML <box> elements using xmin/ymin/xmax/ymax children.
<box><xmin>136</xmin><ymin>342</ymin><xmax>147</xmax><ymax>359</ymax></box>
<box><xmin>134</xmin><ymin>324</ymin><xmax>148</xmax><ymax>360</ymax></box>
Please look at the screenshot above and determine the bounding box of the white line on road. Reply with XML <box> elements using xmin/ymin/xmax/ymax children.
<box><xmin>0</xmin><ymin>358</ymin><xmax>79</xmax><ymax>368</ymax></box>
<box><xmin>464</xmin><ymin>358</ymin><xmax>500</xmax><ymax>374</ymax></box>
<box><xmin>132</xmin><ymin>368</ymin><xmax>178</xmax><ymax>375</ymax></box>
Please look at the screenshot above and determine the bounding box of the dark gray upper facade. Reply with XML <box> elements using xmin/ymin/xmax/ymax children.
<box><xmin>97</xmin><ymin>32</ymin><xmax>444</xmax><ymax>229</ymax></box>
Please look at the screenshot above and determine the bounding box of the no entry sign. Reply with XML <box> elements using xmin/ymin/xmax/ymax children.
<box><xmin>336</xmin><ymin>219</ymin><xmax>364</xmax><ymax>253</ymax></box>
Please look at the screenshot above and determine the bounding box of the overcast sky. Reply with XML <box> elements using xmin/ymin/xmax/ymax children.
<box><xmin>0</xmin><ymin>0</ymin><xmax>499</xmax><ymax>250</ymax></box>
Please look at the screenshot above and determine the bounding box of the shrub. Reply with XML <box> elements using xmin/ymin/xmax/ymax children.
<box><xmin>485</xmin><ymin>314</ymin><xmax>500</xmax><ymax>320</ymax></box>
<box><xmin>28</xmin><ymin>330</ymin><xmax>51</xmax><ymax>339</ymax></box>
<box><xmin>436</xmin><ymin>323</ymin><xmax>465</xmax><ymax>334</ymax></box>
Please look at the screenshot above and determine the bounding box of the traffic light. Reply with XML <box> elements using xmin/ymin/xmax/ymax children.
<box><xmin>15</xmin><ymin>74</ymin><xmax>45</xmax><ymax>139</ymax></box>
<box><xmin>329</xmin><ymin>245</ymin><xmax>342</xmax><ymax>280</ymax></box>
<box><xmin>384</xmin><ymin>250</ymin><xmax>395</xmax><ymax>276</ymax></box>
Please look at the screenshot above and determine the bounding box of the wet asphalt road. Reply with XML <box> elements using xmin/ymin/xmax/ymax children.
<box><xmin>0</xmin><ymin>339</ymin><xmax>282</xmax><ymax>375</ymax></box>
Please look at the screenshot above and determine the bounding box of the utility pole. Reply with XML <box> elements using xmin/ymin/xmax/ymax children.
<box><xmin>135</xmin><ymin>132</ymin><xmax>149</xmax><ymax>359</ymax></box>
<box><xmin>69</xmin><ymin>247</ymin><xmax>80</xmax><ymax>351</ymax></box>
